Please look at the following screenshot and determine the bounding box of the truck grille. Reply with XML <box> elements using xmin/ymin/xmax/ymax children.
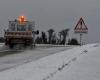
<box><xmin>4</xmin><ymin>31</ymin><xmax>33</xmax><ymax>38</ymax></box>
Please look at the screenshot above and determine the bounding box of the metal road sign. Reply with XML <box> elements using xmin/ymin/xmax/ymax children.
<box><xmin>74</xmin><ymin>18</ymin><xmax>88</xmax><ymax>46</ymax></box>
<box><xmin>74</xmin><ymin>18</ymin><xmax>88</xmax><ymax>33</ymax></box>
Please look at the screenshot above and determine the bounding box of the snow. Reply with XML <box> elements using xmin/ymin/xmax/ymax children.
<box><xmin>0</xmin><ymin>43</ymin><xmax>10</xmax><ymax>51</ymax></box>
<box><xmin>0</xmin><ymin>43</ymin><xmax>4</xmax><ymax>47</ymax></box>
<box><xmin>0</xmin><ymin>46</ymin><xmax>71</xmax><ymax>71</ymax></box>
<box><xmin>0</xmin><ymin>43</ymin><xmax>100</xmax><ymax>80</ymax></box>
<box><xmin>51</xmin><ymin>44</ymin><xmax>100</xmax><ymax>80</ymax></box>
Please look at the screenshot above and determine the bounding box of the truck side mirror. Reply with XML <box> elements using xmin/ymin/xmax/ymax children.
<box><xmin>32</xmin><ymin>30</ymin><xmax>39</xmax><ymax>35</ymax></box>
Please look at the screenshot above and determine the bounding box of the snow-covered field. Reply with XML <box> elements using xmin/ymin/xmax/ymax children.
<box><xmin>0</xmin><ymin>43</ymin><xmax>100</xmax><ymax>80</ymax></box>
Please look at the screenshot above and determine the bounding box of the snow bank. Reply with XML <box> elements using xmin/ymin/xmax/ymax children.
<box><xmin>0</xmin><ymin>43</ymin><xmax>4</xmax><ymax>47</ymax></box>
<box><xmin>0</xmin><ymin>43</ymin><xmax>99</xmax><ymax>80</ymax></box>
<box><xmin>36</xmin><ymin>44</ymin><xmax>72</xmax><ymax>47</ymax></box>
<box><xmin>51</xmin><ymin>43</ymin><xmax>100</xmax><ymax>80</ymax></box>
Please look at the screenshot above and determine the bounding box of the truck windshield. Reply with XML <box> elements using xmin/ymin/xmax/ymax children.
<box><xmin>17</xmin><ymin>25</ymin><xmax>26</xmax><ymax>31</ymax></box>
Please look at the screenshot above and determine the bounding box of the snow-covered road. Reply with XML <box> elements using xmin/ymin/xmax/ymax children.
<box><xmin>0</xmin><ymin>43</ymin><xmax>99</xmax><ymax>80</ymax></box>
<box><xmin>0</xmin><ymin>45</ymin><xmax>72</xmax><ymax>72</ymax></box>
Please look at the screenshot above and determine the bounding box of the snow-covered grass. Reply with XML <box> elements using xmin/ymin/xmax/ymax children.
<box><xmin>36</xmin><ymin>44</ymin><xmax>73</xmax><ymax>47</ymax></box>
<box><xmin>0</xmin><ymin>43</ymin><xmax>99</xmax><ymax>80</ymax></box>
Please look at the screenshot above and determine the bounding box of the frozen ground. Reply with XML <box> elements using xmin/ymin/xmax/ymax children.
<box><xmin>0</xmin><ymin>44</ymin><xmax>72</xmax><ymax>72</ymax></box>
<box><xmin>0</xmin><ymin>43</ymin><xmax>99</xmax><ymax>80</ymax></box>
<box><xmin>51</xmin><ymin>44</ymin><xmax>100</xmax><ymax>80</ymax></box>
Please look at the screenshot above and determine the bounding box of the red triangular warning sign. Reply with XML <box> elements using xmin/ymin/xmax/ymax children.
<box><xmin>74</xmin><ymin>18</ymin><xmax>88</xmax><ymax>33</ymax></box>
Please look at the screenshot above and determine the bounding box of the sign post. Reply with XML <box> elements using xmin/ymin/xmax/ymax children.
<box><xmin>74</xmin><ymin>18</ymin><xmax>88</xmax><ymax>46</ymax></box>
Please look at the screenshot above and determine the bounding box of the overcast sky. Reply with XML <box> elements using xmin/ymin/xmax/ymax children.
<box><xmin>0</xmin><ymin>0</ymin><xmax>100</xmax><ymax>43</ymax></box>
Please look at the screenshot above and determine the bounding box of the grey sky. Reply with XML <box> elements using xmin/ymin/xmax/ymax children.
<box><xmin>0</xmin><ymin>0</ymin><xmax>100</xmax><ymax>43</ymax></box>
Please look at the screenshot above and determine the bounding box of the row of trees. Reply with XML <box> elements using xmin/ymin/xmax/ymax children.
<box><xmin>35</xmin><ymin>28</ymin><xmax>79</xmax><ymax>45</ymax></box>
<box><xmin>0</xmin><ymin>28</ymin><xmax>79</xmax><ymax>45</ymax></box>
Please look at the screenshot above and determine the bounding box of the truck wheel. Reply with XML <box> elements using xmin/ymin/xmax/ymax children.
<box><xmin>9</xmin><ymin>44</ymin><xmax>14</xmax><ymax>49</ymax></box>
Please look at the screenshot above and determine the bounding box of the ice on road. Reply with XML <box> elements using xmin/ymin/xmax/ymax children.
<box><xmin>0</xmin><ymin>45</ymin><xmax>72</xmax><ymax>71</ymax></box>
<box><xmin>0</xmin><ymin>44</ymin><xmax>100</xmax><ymax>80</ymax></box>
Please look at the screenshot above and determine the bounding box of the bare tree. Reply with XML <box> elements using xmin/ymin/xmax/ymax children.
<box><xmin>41</xmin><ymin>31</ymin><xmax>47</xmax><ymax>44</ymax></box>
<box><xmin>48</xmin><ymin>29</ymin><xmax>54</xmax><ymax>44</ymax></box>
<box><xmin>59</xmin><ymin>29</ymin><xmax>70</xmax><ymax>45</ymax></box>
